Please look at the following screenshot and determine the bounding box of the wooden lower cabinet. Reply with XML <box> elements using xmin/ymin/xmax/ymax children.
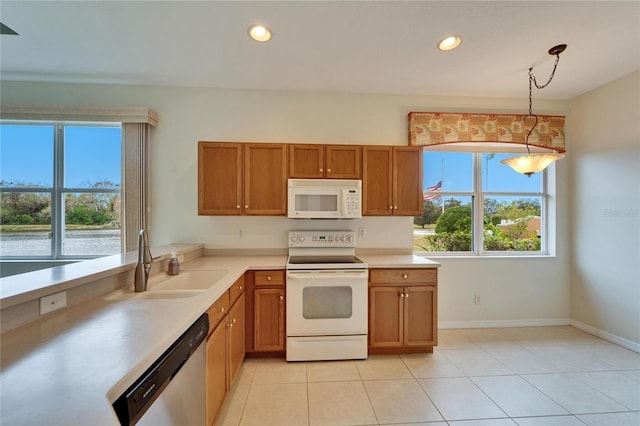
<box><xmin>245</xmin><ymin>270</ymin><xmax>286</xmax><ymax>355</ymax></box>
<box><xmin>205</xmin><ymin>287</ymin><xmax>245</xmax><ymax>426</ymax></box>
<box><xmin>254</xmin><ymin>288</ymin><xmax>285</xmax><ymax>351</ymax></box>
<box><xmin>368</xmin><ymin>268</ymin><xmax>437</xmax><ymax>354</ymax></box>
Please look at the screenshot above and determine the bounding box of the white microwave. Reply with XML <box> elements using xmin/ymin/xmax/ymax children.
<box><xmin>288</xmin><ymin>179</ymin><xmax>362</xmax><ymax>219</ymax></box>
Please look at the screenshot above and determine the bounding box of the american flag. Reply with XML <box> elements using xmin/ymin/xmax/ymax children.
<box><xmin>423</xmin><ymin>181</ymin><xmax>442</xmax><ymax>200</ymax></box>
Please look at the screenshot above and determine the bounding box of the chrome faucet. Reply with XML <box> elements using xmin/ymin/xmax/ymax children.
<box><xmin>134</xmin><ymin>229</ymin><xmax>153</xmax><ymax>292</ymax></box>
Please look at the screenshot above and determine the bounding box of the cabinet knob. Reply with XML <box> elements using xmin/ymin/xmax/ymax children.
<box><xmin>394</xmin><ymin>206</ymin><xmax>398</xmax><ymax>209</ymax></box>
<box><xmin>219</xmin><ymin>307</ymin><xmax>225</xmax><ymax>313</ymax></box>
<box><xmin>236</xmin><ymin>205</ymin><xmax>241</xmax><ymax>209</ymax></box>
<box><xmin>227</xmin><ymin>322</ymin><xmax>232</xmax><ymax>328</ymax></box>
<box><xmin>402</xmin><ymin>274</ymin><xmax>408</xmax><ymax>279</ymax></box>
<box><xmin>405</xmin><ymin>293</ymin><xmax>410</xmax><ymax>298</ymax></box>
<box><xmin>267</xmin><ymin>276</ymin><xmax>272</xmax><ymax>281</ymax></box>
<box><xmin>389</xmin><ymin>205</ymin><xmax>393</xmax><ymax>209</ymax></box>
<box><xmin>232</xmin><ymin>318</ymin><xmax>237</xmax><ymax>324</ymax></box>
<box><xmin>327</xmin><ymin>168</ymin><xmax>331</xmax><ymax>173</ymax></box>
<box><xmin>400</xmin><ymin>293</ymin><xmax>405</xmax><ymax>298</ymax></box>
<box><xmin>245</xmin><ymin>204</ymin><xmax>249</xmax><ymax>208</ymax></box>
<box><xmin>280</xmin><ymin>295</ymin><xmax>284</xmax><ymax>300</ymax></box>
<box><xmin>320</xmin><ymin>168</ymin><xmax>323</xmax><ymax>172</ymax></box>
<box><xmin>238</xmin><ymin>286</ymin><xmax>243</xmax><ymax>291</ymax></box>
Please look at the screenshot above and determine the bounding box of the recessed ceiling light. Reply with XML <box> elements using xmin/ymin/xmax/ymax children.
<box><xmin>248</xmin><ymin>24</ymin><xmax>272</xmax><ymax>42</ymax></box>
<box><xmin>438</xmin><ymin>35</ymin><xmax>462</xmax><ymax>51</ymax></box>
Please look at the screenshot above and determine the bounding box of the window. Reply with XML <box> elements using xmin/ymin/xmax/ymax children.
<box><xmin>1</xmin><ymin>122</ymin><xmax>122</xmax><ymax>259</ymax></box>
<box><xmin>414</xmin><ymin>151</ymin><xmax>549</xmax><ymax>255</ymax></box>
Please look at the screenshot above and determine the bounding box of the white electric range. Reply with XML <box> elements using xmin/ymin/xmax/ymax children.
<box><xmin>285</xmin><ymin>230</ymin><xmax>368</xmax><ymax>361</ymax></box>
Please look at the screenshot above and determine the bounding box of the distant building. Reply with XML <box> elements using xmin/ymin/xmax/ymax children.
<box><xmin>498</xmin><ymin>216</ymin><xmax>541</xmax><ymax>239</ymax></box>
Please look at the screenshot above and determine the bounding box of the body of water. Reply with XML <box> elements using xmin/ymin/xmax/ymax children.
<box><xmin>0</xmin><ymin>229</ymin><xmax>121</xmax><ymax>256</ymax></box>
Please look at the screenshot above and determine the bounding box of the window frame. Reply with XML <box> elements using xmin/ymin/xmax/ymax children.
<box><xmin>0</xmin><ymin>120</ymin><xmax>122</xmax><ymax>260</ymax></box>
<box><xmin>415</xmin><ymin>151</ymin><xmax>552</xmax><ymax>257</ymax></box>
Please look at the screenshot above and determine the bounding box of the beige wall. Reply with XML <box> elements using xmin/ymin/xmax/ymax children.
<box><xmin>1</xmin><ymin>81</ymin><xmax>571</xmax><ymax>326</ymax></box>
<box><xmin>568</xmin><ymin>71</ymin><xmax>640</xmax><ymax>348</ymax></box>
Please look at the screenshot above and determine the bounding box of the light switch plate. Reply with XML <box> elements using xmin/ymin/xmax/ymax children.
<box><xmin>40</xmin><ymin>291</ymin><xmax>67</xmax><ymax>315</ymax></box>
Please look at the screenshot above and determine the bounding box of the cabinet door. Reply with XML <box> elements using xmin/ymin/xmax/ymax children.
<box><xmin>254</xmin><ymin>288</ymin><xmax>285</xmax><ymax>351</ymax></box>
<box><xmin>404</xmin><ymin>286</ymin><xmax>437</xmax><ymax>346</ymax></box>
<box><xmin>326</xmin><ymin>145</ymin><xmax>361</xmax><ymax>179</ymax></box>
<box><xmin>289</xmin><ymin>145</ymin><xmax>324</xmax><ymax>178</ymax></box>
<box><xmin>198</xmin><ymin>142</ymin><xmax>243</xmax><ymax>215</ymax></box>
<box><xmin>227</xmin><ymin>293</ymin><xmax>245</xmax><ymax>388</ymax></box>
<box><xmin>369</xmin><ymin>286</ymin><xmax>403</xmax><ymax>347</ymax></box>
<box><xmin>206</xmin><ymin>321</ymin><xmax>227</xmax><ymax>426</ymax></box>
<box><xmin>244</xmin><ymin>144</ymin><xmax>288</xmax><ymax>215</ymax></box>
<box><xmin>393</xmin><ymin>147</ymin><xmax>423</xmax><ymax>216</ymax></box>
<box><xmin>362</xmin><ymin>147</ymin><xmax>393</xmax><ymax>215</ymax></box>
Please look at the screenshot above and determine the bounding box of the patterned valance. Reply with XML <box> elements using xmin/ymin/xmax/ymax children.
<box><xmin>408</xmin><ymin>112</ymin><xmax>565</xmax><ymax>153</ymax></box>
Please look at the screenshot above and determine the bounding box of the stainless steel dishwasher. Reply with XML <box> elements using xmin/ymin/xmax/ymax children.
<box><xmin>113</xmin><ymin>313</ymin><xmax>209</xmax><ymax>426</ymax></box>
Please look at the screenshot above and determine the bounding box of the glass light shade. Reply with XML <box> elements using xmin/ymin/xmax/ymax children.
<box><xmin>500</xmin><ymin>153</ymin><xmax>565</xmax><ymax>176</ymax></box>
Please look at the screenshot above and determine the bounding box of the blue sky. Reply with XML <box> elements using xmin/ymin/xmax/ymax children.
<box><xmin>423</xmin><ymin>152</ymin><xmax>542</xmax><ymax>194</ymax></box>
<box><xmin>1</xmin><ymin>124</ymin><xmax>122</xmax><ymax>188</ymax></box>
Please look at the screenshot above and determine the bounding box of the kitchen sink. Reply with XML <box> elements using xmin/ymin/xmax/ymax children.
<box><xmin>148</xmin><ymin>270</ymin><xmax>229</xmax><ymax>291</ymax></box>
<box><xmin>103</xmin><ymin>270</ymin><xmax>229</xmax><ymax>301</ymax></box>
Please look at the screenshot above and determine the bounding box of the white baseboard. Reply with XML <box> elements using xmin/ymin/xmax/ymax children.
<box><xmin>570</xmin><ymin>319</ymin><xmax>640</xmax><ymax>353</ymax></box>
<box><xmin>439</xmin><ymin>318</ymin><xmax>570</xmax><ymax>329</ymax></box>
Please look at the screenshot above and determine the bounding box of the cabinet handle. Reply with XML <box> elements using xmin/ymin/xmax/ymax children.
<box><xmin>219</xmin><ymin>307</ymin><xmax>225</xmax><ymax>313</ymax></box>
<box><xmin>402</xmin><ymin>274</ymin><xmax>408</xmax><ymax>279</ymax></box>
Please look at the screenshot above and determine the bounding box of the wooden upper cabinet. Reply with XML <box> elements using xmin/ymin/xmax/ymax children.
<box><xmin>289</xmin><ymin>144</ymin><xmax>361</xmax><ymax>179</ymax></box>
<box><xmin>393</xmin><ymin>147</ymin><xmax>423</xmax><ymax>216</ymax></box>
<box><xmin>362</xmin><ymin>146</ymin><xmax>394</xmax><ymax>215</ymax></box>
<box><xmin>362</xmin><ymin>146</ymin><xmax>422</xmax><ymax>216</ymax></box>
<box><xmin>289</xmin><ymin>145</ymin><xmax>324</xmax><ymax>178</ymax></box>
<box><xmin>198</xmin><ymin>142</ymin><xmax>287</xmax><ymax>216</ymax></box>
<box><xmin>244</xmin><ymin>144</ymin><xmax>288</xmax><ymax>215</ymax></box>
<box><xmin>198</xmin><ymin>142</ymin><xmax>242</xmax><ymax>215</ymax></box>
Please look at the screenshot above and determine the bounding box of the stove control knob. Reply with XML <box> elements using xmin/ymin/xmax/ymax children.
<box><xmin>346</xmin><ymin>235</ymin><xmax>354</xmax><ymax>244</ymax></box>
<box><xmin>299</xmin><ymin>236</ymin><xmax>305</xmax><ymax>242</ymax></box>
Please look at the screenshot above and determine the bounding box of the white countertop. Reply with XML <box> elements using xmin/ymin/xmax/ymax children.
<box><xmin>0</xmin><ymin>252</ymin><xmax>438</xmax><ymax>425</ymax></box>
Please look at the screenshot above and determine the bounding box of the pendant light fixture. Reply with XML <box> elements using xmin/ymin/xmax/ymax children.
<box><xmin>501</xmin><ymin>44</ymin><xmax>567</xmax><ymax>176</ymax></box>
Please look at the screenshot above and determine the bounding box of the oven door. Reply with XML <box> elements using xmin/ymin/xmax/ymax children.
<box><xmin>286</xmin><ymin>269</ymin><xmax>368</xmax><ymax>336</ymax></box>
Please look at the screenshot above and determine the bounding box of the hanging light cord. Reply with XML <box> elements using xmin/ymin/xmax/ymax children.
<box><xmin>524</xmin><ymin>51</ymin><xmax>562</xmax><ymax>155</ymax></box>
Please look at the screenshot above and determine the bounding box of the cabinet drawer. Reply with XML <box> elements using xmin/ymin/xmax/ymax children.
<box><xmin>206</xmin><ymin>293</ymin><xmax>230</xmax><ymax>332</ymax></box>
<box><xmin>229</xmin><ymin>275</ymin><xmax>245</xmax><ymax>305</ymax></box>
<box><xmin>254</xmin><ymin>270</ymin><xmax>285</xmax><ymax>287</ymax></box>
<box><xmin>369</xmin><ymin>268</ymin><xmax>437</xmax><ymax>285</ymax></box>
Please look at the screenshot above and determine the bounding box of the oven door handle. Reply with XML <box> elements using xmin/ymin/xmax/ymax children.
<box><xmin>287</xmin><ymin>270</ymin><xmax>369</xmax><ymax>280</ymax></box>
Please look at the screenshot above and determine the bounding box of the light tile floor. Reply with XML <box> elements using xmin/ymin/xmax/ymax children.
<box><xmin>217</xmin><ymin>327</ymin><xmax>640</xmax><ymax>426</ymax></box>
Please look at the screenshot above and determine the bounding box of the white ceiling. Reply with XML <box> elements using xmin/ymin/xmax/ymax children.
<box><xmin>1</xmin><ymin>1</ymin><xmax>639</xmax><ymax>100</ymax></box>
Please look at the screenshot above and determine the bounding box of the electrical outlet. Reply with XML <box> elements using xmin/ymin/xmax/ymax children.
<box><xmin>238</xmin><ymin>229</ymin><xmax>244</xmax><ymax>238</ymax></box>
<box><xmin>358</xmin><ymin>227</ymin><xmax>365</xmax><ymax>238</ymax></box>
<box><xmin>474</xmin><ymin>294</ymin><xmax>480</xmax><ymax>305</ymax></box>
<box><xmin>40</xmin><ymin>291</ymin><xmax>67</xmax><ymax>315</ymax></box>
<box><xmin>177</xmin><ymin>254</ymin><xmax>185</xmax><ymax>263</ymax></box>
